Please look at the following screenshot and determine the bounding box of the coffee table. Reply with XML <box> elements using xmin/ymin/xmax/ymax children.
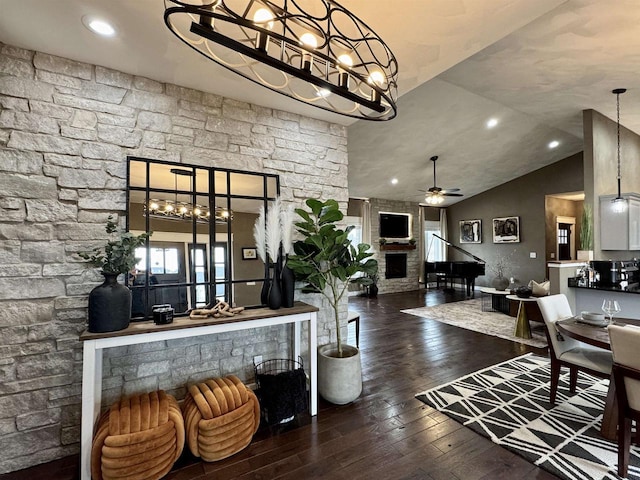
<box><xmin>479</xmin><ymin>287</ymin><xmax>510</xmax><ymax>313</ymax></box>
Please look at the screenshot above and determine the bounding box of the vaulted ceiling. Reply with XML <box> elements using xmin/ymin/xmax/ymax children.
<box><xmin>1</xmin><ymin>0</ymin><xmax>639</xmax><ymax>206</ymax></box>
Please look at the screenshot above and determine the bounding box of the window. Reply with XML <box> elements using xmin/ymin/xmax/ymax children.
<box><xmin>189</xmin><ymin>244</ymin><xmax>208</xmax><ymax>308</ymax></box>
<box><xmin>213</xmin><ymin>243</ymin><xmax>227</xmax><ymax>302</ymax></box>
<box><xmin>136</xmin><ymin>247</ymin><xmax>179</xmax><ymax>275</ymax></box>
<box><xmin>345</xmin><ymin>216</ymin><xmax>362</xmax><ymax>246</ymax></box>
<box><xmin>424</xmin><ymin>220</ymin><xmax>443</xmax><ymax>262</ymax></box>
<box><xmin>558</xmin><ymin>228</ymin><xmax>569</xmax><ymax>245</ymax></box>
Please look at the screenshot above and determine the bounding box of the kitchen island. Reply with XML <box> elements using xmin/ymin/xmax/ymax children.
<box><xmin>568</xmin><ymin>280</ymin><xmax>640</xmax><ymax>319</ymax></box>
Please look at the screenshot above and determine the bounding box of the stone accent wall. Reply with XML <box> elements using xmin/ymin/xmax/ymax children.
<box><xmin>0</xmin><ymin>42</ymin><xmax>348</xmax><ymax>473</ymax></box>
<box><xmin>369</xmin><ymin>198</ymin><xmax>421</xmax><ymax>294</ymax></box>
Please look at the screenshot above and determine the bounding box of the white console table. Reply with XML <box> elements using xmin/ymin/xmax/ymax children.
<box><xmin>79</xmin><ymin>302</ymin><xmax>318</xmax><ymax>480</ymax></box>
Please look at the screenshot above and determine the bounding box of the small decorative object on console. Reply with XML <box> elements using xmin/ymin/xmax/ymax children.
<box><xmin>189</xmin><ymin>300</ymin><xmax>244</xmax><ymax>319</ymax></box>
<box><xmin>152</xmin><ymin>304</ymin><xmax>174</xmax><ymax>325</ymax></box>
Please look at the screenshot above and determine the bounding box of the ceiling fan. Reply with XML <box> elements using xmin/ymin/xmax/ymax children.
<box><xmin>421</xmin><ymin>155</ymin><xmax>464</xmax><ymax>205</ymax></box>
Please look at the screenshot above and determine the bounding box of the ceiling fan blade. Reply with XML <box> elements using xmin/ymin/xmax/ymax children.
<box><xmin>443</xmin><ymin>193</ymin><xmax>464</xmax><ymax>197</ymax></box>
<box><xmin>440</xmin><ymin>187</ymin><xmax>460</xmax><ymax>193</ymax></box>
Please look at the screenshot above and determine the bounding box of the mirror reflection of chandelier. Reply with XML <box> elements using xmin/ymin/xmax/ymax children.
<box><xmin>144</xmin><ymin>168</ymin><xmax>233</xmax><ymax>224</ymax></box>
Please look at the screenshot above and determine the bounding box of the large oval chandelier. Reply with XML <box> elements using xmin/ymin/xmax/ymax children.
<box><xmin>164</xmin><ymin>0</ymin><xmax>398</xmax><ymax>121</ymax></box>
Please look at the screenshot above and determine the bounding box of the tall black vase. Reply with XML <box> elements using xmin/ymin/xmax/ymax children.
<box><xmin>88</xmin><ymin>272</ymin><xmax>132</xmax><ymax>333</ymax></box>
<box><xmin>281</xmin><ymin>255</ymin><xmax>295</xmax><ymax>308</ymax></box>
<box><xmin>267</xmin><ymin>259</ymin><xmax>282</xmax><ymax>310</ymax></box>
<box><xmin>260</xmin><ymin>264</ymin><xmax>271</xmax><ymax>306</ymax></box>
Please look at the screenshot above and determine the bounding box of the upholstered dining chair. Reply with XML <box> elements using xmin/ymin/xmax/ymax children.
<box><xmin>608</xmin><ymin>323</ymin><xmax>640</xmax><ymax>477</ymax></box>
<box><xmin>537</xmin><ymin>294</ymin><xmax>612</xmax><ymax>404</ymax></box>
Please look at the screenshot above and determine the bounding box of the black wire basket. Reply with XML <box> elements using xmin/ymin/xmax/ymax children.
<box><xmin>254</xmin><ymin>357</ymin><xmax>307</xmax><ymax>425</ymax></box>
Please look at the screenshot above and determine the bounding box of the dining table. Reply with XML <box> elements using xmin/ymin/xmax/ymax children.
<box><xmin>556</xmin><ymin>316</ymin><xmax>640</xmax><ymax>440</ymax></box>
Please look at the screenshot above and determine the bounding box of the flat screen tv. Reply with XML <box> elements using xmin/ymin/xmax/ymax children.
<box><xmin>379</xmin><ymin>212</ymin><xmax>410</xmax><ymax>239</ymax></box>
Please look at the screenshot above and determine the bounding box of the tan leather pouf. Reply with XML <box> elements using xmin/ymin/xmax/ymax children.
<box><xmin>182</xmin><ymin>375</ymin><xmax>260</xmax><ymax>461</ymax></box>
<box><xmin>91</xmin><ymin>390</ymin><xmax>185</xmax><ymax>480</ymax></box>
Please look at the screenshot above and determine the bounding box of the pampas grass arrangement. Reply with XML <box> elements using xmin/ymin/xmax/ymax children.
<box><xmin>252</xmin><ymin>196</ymin><xmax>297</xmax><ymax>309</ymax></box>
<box><xmin>281</xmin><ymin>203</ymin><xmax>295</xmax><ymax>256</ymax></box>
<box><xmin>265</xmin><ymin>196</ymin><xmax>282</xmax><ymax>264</ymax></box>
<box><xmin>253</xmin><ymin>204</ymin><xmax>266</xmax><ymax>264</ymax></box>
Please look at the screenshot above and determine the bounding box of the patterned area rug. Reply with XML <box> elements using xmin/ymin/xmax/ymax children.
<box><xmin>401</xmin><ymin>298</ymin><xmax>547</xmax><ymax>348</ymax></box>
<box><xmin>416</xmin><ymin>354</ymin><xmax>639</xmax><ymax>480</ymax></box>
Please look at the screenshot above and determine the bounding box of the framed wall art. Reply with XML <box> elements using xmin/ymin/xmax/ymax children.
<box><xmin>493</xmin><ymin>216</ymin><xmax>520</xmax><ymax>243</ymax></box>
<box><xmin>242</xmin><ymin>247</ymin><xmax>258</xmax><ymax>260</ymax></box>
<box><xmin>459</xmin><ymin>219</ymin><xmax>482</xmax><ymax>243</ymax></box>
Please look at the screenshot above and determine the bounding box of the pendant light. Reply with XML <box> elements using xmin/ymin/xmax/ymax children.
<box><xmin>611</xmin><ymin>88</ymin><xmax>627</xmax><ymax>213</ymax></box>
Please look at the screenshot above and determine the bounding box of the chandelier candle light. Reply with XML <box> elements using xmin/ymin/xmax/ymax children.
<box><xmin>611</xmin><ymin>88</ymin><xmax>627</xmax><ymax>213</ymax></box>
<box><xmin>164</xmin><ymin>0</ymin><xmax>398</xmax><ymax>120</ymax></box>
<box><xmin>144</xmin><ymin>168</ymin><xmax>232</xmax><ymax>223</ymax></box>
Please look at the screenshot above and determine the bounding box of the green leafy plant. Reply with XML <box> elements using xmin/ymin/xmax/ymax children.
<box><xmin>287</xmin><ymin>199</ymin><xmax>378</xmax><ymax>357</ymax></box>
<box><xmin>79</xmin><ymin>215</ymin><xmax>152</xmax><ymax>275</ymax></box>
<box><xmin>580</xmin><ymin>203</ymin><xmax>593</xmax><ymax>251</ymax></box>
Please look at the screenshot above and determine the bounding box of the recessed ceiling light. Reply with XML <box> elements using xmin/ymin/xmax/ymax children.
<box><xmin>486</xmin><ymin>118</ymin><xmax>499</xmax><ymax>129</ymax></box>
<box><xmin>82</xmin><ymin>16</ymin><xmax>116</xmax><ymax>37</ymax></box>
<box><xmin>548</xmin><ymin>140</ymin><xmax>560</xmax><ymax>149</ymax></box>
<box><xmin>391</xmin><ymin>178</ymin><xmax>398</xmax><ymax>185</ymax></box>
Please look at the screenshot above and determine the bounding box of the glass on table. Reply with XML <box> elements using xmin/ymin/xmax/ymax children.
<box><xmin>601</xmin><ymin>299</ymin><xmax>622</xmax><ymax>324</ymax></box>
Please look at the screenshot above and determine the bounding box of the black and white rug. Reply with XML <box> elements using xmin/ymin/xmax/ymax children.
<box><xmin>416</xmin><ymin>354</ymin><xmax>639</xmax><ymax>480</ymax></box>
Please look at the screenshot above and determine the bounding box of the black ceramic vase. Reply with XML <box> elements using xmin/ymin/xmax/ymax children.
<box><xmin>88</xmin><ymin>272</ymin><xmax>132</xmax><ymax>333</ymax></box>
<box><xmin>281</xmin><ymin>255</ymin><xmax>295</xmax><ymax>308</ymax></box>
<box><xmin>260</xmin><ymin>264</ymin><xmax>271</xmax><ymax>306</ymax></box>
<box><xmin>267</xmin><ymin>260</ymin><xmax>282</xmax><ymax>310</ymax></box>
<box><xmin>492</xmin><ymin>275</ymin><xmax>510</xmax><ymax>291</ymax></box>
<box><xmin>368</xmin><ymin>284</ymin><xmax>378</xmax><ymax>298</ymax></box>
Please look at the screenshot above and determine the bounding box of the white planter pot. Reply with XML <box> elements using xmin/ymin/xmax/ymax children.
<box><xmin>317</xmin><ymin>344</ymin><xmax>362</xmax><ymax>405</ymax></box>
<box><xmin>577</xmin><ymin>250</ymin><xmax>594</xmax><ymax>261</ymax></box>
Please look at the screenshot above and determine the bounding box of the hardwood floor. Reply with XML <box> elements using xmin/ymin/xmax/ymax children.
<box><xmin>1</xmin><ymin>289</ymin><xmax>559</xmax><ymax>480</ymax></box>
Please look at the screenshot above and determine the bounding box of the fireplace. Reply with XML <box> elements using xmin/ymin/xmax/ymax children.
<box><xmin>385</xmin><ymin>253</ymin><xmax>407</xmax><ymax>279</ymax></box>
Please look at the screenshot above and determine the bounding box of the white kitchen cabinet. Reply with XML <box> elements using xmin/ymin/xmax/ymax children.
<box><xmin>600</xmin><ymin>193</ymin><xmax>640</xmax><ymax>250</ymax></box>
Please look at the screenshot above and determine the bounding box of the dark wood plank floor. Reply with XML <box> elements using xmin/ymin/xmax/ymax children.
<box><xmin>1</xmin><ymin>289</ymin><xmax>559</xmax><ymax>480</ymax></box>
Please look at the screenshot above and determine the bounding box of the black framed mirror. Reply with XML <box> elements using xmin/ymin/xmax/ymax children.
<box><xmin>126</xmin><ymin>156</ymin><xmax>279</xmax><ymax>320</ymax></box>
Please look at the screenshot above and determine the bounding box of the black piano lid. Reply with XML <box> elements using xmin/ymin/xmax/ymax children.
<box><xmin>432</xmin><ymin>234</ymin><xmax>486</xmax><ymax>264</ymax></box>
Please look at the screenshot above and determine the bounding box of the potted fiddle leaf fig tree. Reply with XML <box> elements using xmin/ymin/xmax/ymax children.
<box><xmin>80</xmin><ymin>215</ymin><xmax>151</xmax><ymax>333</ymax></box>
<box><xmin>287</xmin><ymin>199</ymin><xmax>377</xmax><ymax>404</ymax></box>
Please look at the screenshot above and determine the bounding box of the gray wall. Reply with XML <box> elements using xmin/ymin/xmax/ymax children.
<box><xmin>446</xmin><ymin>153</ymin><xmax>583</xmax><ymax>286</ymax></box>
<box><xmin>0</xmin><ymin>42</ymin><xmax>348</xmax><ymax>473</ymax></box>
<box><xmin>584</xmin><ymin>109</ymin><xmax>640</xmax><ymax>260</ymax></box>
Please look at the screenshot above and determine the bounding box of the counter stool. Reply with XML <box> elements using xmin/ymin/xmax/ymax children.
<box><xmin>91</xmin><ymin>390</ymin><xmax>184</xmax><ymax>480</ymax></box>
<box><xmin>182</xmin><ymin>375</ymin><xmax>260</xmax><ymax>462</ymax></box>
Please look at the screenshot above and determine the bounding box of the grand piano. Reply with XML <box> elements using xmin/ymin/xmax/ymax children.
<box><xmin>426</xmin><ymin>234</ymin><xmax>485</xmax><ymax>297</ymax></box>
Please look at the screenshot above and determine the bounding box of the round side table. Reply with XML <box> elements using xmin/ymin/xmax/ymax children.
<box><xmin>506</xmin><ymin>294</ymin><xmax>537</xmax><ymax>339</ymax></box>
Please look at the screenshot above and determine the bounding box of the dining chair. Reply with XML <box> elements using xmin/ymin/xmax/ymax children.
<box><xmin>608</xmin><ymin>323</ymin><xmax>640</xmax><ymax>477</ymax></box>
<box><xmin>537</xmin><ymin>294</ymin><xmax>612</xmax><ymax>404</ymax></box>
